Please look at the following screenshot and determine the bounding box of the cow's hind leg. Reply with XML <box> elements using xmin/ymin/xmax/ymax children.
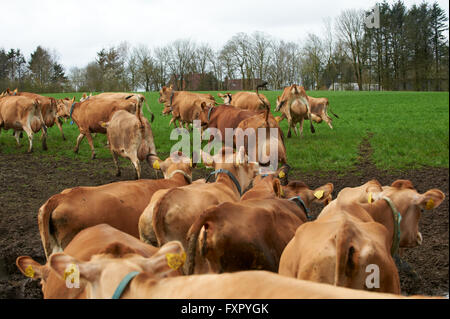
<box><xmin>287</xmin><ymin>119</ymin><xmax>293</xmax><ymax>138</ymax></box>
<box><xmin>299</xmin><ymin>118</ymin><xmax>304</xmax><ymax>138</ymax></box>
<box><xmin>111</xmin><ymin>150</ymin><xmax>121</xmax><ymax>177</ymax></box>
<box><xmin>56</xmin><ymin>117</ymin><xmax>66</xmax><ymax>140</ymax></box>
<box><xmin>74</xmin><ymin>133</ymin><xmax>85</xmax><ymax>153</ymax></box>
<box><xmin>325</xmin><ymin>115</ymin><xmax>333</xmax><ymax>129</ymax></box>
<box><xmin>14</xmin><ymin>131</ymin><xmax>21</xmax><ymax>147</ymax></box>
<box><xmin>23</xmin><ymin>127</ymin><xmax>34</xmax><ymax>153</ymax></box>
<box><xmin>130</xmin><ymin>155</ymin><xmax>141</xmax><ymax>179</ymax></box>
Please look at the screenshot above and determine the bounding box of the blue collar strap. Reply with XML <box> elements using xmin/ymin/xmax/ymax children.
<box><xmin>69</xmin><ymin>102</ymin><xmax>76</xmax><ymax>125</ymax></box>
<box><xmin>207</xmin><ymin>106</ymin><xmax>214</xmax><ymax>122</ymax></box>
<box><xmin>206</xmin><ymin>169</ymin><xmax>242</xmax><ymax>196</ymax></box>
<box><xmin>382</xmin><ymin>196</ymin><xmax>402</xmax><ymax>257</ymax></box>
<box><xmin>111</xmin><ymin>271</ymin><xmax>140</xmax><ymax>299</ymax></box>
<box><xmin>288</xmin><ymin>196</ymin><xmax>312</xmax><ymax>220</ymax></box>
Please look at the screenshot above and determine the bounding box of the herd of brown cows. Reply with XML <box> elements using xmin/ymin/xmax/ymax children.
<box><xmin>1</xmin><ymin>86</ymin><xmax>446</xmax><ymax>299</ymax></box>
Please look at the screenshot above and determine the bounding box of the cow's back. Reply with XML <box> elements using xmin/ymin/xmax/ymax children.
<box><xmin>73</xmin><ymin>98</ymin><xmax>136</xmax><ymax>133</ymax></box>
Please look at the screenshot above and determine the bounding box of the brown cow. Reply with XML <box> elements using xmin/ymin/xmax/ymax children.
<box><xmin>103</xmin><ymin>108</ymin><xmax>156</xmax><ymax>179</ymax></box>
<box><xmin>38</xmin><ymin>153</ymin><xmax>194</xmax><ymax>259</ymax></box>
<box><xmin>70</xmin><ymin>97</ymin><xmax>139</xmax><ymax>159</ymax></box>
<box><xmin>274</xmin><ymin>84</ymin><xmax>315</xmax><ymax>137</ymax></box>
<box><xmin>16</xmin><ymin>224</ymin><xmax>159</xmax><ymax>299</ymax></box>
<box><xmin>236</xmin><ymin>109</ymin><xmax>287</xmax><ymax>165</ymax></box>
<box><xmin>158</xmin><ymin>85</ymin><xmax>215</xmax><ymax>106</ymax></box>
<box><xmin>86</xmin><ymin>92</ymin><xmax>154</xmax><ymax>122</ymax></box>
<box><xmin>138</xmin><ymin>146</ymin><xmax>259</xmax><ymax>250</ymax></box>
<box><xmin>276</xmin><ymin>95</ymin><xmax>339</xmax><ymax>130</ymax></box>
<box><xmin>279</xmin><ymin>179</ymin><xmax>445</xmax><ymax>294</ymax></box>
<box><xmin>0</xmin><ymin>95</ymin><xmax>47</xmax><ymax>152</ymax></box>
<box><xmin>217</xmin><ymin>91</ymin><xmax>270</xmax><ymax>111</ymax></box>
<box><xmin>46</xmin><ymin>242</ymin><xmax>429</xmax><ymax>299</ymax></box>
<box><xmin>6</xmin><ymin>89</ymin><xmax>60</xmax><ymax>140</ymax></box>
<box><xmin>186</xmin><ymin>174</ymin><xmax>333</xmax><ymax>274</ymax></box>
<box><xmin>159</xmin><ymin>86</ymin><xmax>215</xmax><ymax>129</ymax></box>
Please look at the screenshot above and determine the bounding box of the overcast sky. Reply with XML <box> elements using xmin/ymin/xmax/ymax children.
<box><xmin>2</xmin><ymin>0</ymin><xmax>449</xmax><ymax>71</ymax></box>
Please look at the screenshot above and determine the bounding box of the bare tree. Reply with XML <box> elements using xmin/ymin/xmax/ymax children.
<box><xmin>167</xmin><ymin>39</ymin><xmax>196</xmax><ymax>89</ymax></box>
<box><xmin>336</xmin><ymin>9</ymin><xmax>365</xmax><ymax>90</ymax></box>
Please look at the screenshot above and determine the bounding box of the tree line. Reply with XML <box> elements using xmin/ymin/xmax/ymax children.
<box><xmin>1</xmin><ymin>1</ymin><xmax>448</xmax><ymax>93</ymax></box>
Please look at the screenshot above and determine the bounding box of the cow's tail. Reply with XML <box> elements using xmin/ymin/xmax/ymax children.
<box><xmin>326</xmin><ymin>99</ymin><xmax>339</xmax><ymax>119</ymax></box>
<box><xmin>186</xmin><ymin>211</ymin><xmax>212</xmax><ymax>275</ymax></box>
<box><xmin>135</xmin><ymin>98</ymin><xmax>145</xmax><ymax>131</ymax></box>
<box><xmin>334</xmin><ymin>219</ymin><xmax>358</xmax><ymax>287</ymax></box>
<box><xmin>256</xmin><ymin>82</ymin><xmax>270</xmax><ymax>125</ymax></box>
<box><xmin>152</xmin><ymin>188</ymin><xmax>179</xmax><ymax>247</ymax></box>
<box><xmin>37</xmin><ymin>196</ymin><xmax>61</xmax><ymax>260</ymax></box>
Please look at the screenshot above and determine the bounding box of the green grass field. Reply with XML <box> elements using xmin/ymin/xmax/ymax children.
<box><xmin>0</xmin><ymin>90</ymin><xmax>448</xmax><ymax>172</ymax></box>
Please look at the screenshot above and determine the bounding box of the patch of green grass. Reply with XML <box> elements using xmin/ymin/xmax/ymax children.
<box><xmin>0</xmin><ymin>90</ymin><xmax>448</xmax><ymax>172</ymax></box>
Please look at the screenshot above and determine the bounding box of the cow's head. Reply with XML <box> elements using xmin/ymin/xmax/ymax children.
<box><xmin>56</xmin><ymin>97</ymin><xmax>75</xmax><ymax>118</ymax></box>
<box><xmin>370</xmin><ymin>180</ymin><xmax>445</xmax><ymax>248</ymax></box>
<box><xmin>47</xmin><ymin>241</ymin><xmax>185</xmax><ymax>299</ymax></box>
<box><xmin>283</xmin><ymin>181</ymin><xmax>334</xmax><ymax>207</ymax></box>
<box><xmin>148</xmin><ymin>151</ymin><xmax>194</xmax><ymax>181</ymax></box>
<box><xmin>201</xmin><ymin>146</ymin><xmax>259</xmax><ymax>193</ymax></box>
<box><xmin>217</xmin><ymin>93</ymin><xmax>232</xmax><ymax>105</ymax></box>
<box><xmin>159</xmin><ymin>85</ymin><xmax>173</xmax><ymax>104</ymax></box>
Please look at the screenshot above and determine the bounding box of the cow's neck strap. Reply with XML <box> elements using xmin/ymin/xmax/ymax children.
<box><xmin>207</xmin><ymin>106</ymin><xmax>214</xmax><ymax>123</ymax></box>
<box><xmin>169</xmin><ymin>90</ymin><xmax>175</xmax><ymax>107</ymax></box>
<box><xmin>168</xmin><ymin>169</ymin><xmax>192</xmax><ymax>184</ymax></box>
<box><xmin>382</xmin><ymin>196</ymin><xmax>402</xmax><ymax>257</ymax></box>
<box><xmin>288</xmin><ymin>196</ymin><xmax>312</xmax><ymax>221</ymax></box>
<box><xmin>111</xmin><ymin>271</ymin><xmax>140</xmax><ymax>299</ymax></box>
<box><xmin>206</xmin><ymin>169</ymin><xmax>242</xmax><ymax>196</ymax></box>
<box><xmin>69</xmin><ymin>102</ymin><xmax>76</xmax><ymax>125</ymax></box>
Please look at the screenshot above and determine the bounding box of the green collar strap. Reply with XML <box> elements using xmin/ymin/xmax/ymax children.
<box><xmin>382</xmin><ymin>196</ymin><xmax>402</xmax><ymax>257</ymax></box>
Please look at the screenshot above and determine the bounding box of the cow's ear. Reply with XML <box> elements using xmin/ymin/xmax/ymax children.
<box><xmin>414</xmin><ymin>189</ymin><xmax>445</xmax><ymax>210</ymax></box>
<box><xmin>138</xmin><ymin>241</ymin><xmax>185</xmax><ymax>278</ymax></box>
<box><xmin>148</xmin><ymin>155</ymin><xmax>162</xmax><ymax>170</ymax></box>
<box><xmin>272</xmin><ymin>178</ymin><xmax>282</xmax><ymax>198</ymax></box>
<box><xmin>49</xmin><ymin>253</ymin><xmax>100</xmax><ymax>283</ymax></box>
<box><xmin>200</xmin><ymin>102</ymin><xmax>206</xmax><ymax>110</ymax></box>
<box><xmin>16</xmin><ymin>256</ymin><xmax>45</xmax><ymax>280</ymax></box>
<box><xmin>72</xmin><ymin>97</ymin><xmax>75</xmax><ymax>103</ymax></box>
<box><xmin>310</xmin><ymin>183</ymin><xmax>334</xmax><ymax>205</ymax></box>
<box><xmin>218</xmin><ymin>93</ymin><xmax>224</xmax><ymax>98</ymax></box>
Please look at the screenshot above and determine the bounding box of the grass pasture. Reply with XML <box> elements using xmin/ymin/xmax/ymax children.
<box><xmin>0</xmin><ymin>90</ymin><xmax>448</xmax><ymax>172</ymax></box>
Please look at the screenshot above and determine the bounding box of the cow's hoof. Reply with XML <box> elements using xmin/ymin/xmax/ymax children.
<box><xmin>62</xmin><ymin>136</ymin><xmax>66</xmax><ymax>141</ymax></box>
<box><xmin>42</xmin><ymin>145</ymin><xmax>48</xmax><ymax>151</ymax></box>
<box><xmin>91</xmin><ymin>153</ymin><xmax>96</xmax><ymax>160</ymax></box>
<box><xmin>116</xmin><ymin>171</ymin><xmax>121</xmax><ymax>177</ymax></box>
<box><xmin>73</xmin><ymin>148</ymin><xmax>79</xmax><ymax>153</ymax></box>
<box><xmin>27</xmin><ymin>149</ymin><xmax>33</xmax><ymax>154</ymax></box>
<box><xmin>287</xmin><ymin>132</ymin><xmax>291</xmax><ymax>138</ymax></box>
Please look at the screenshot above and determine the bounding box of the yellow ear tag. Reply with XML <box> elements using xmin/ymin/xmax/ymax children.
<box><xmin>314</xmin><ymin>190</ymin><xmax>324</xmax><ymax>199</ymax></box>
<box><xmin>189</xmin><ymin>159</ymin><xmax>193</xmax><ymax>168</ymax></box>
<box><xmin>280</xmin><ymin>188</ymin><xmax>285</xmax><ymax>197</ymax></box>
<box><xmin>278</xmin><ymin>171</ymin><xmax>285</xmax><ymax>179</ymax></box>
<box><xmin>425</xmin><ymin>199</ymin><xmax>434</xmax><ymax>210</ymax></box>
<box><xmin>166</xmin><ymin>252</ymin><xmax>186</xmax><ymax>270</ymax></box>
<box><xmin>153</xmin><ymin>160</ymin><xmax>160</xmax><ymax>170</ymax></box>
<box><xmin>368</xmin><ymin>192</ymin><xmax>373</xmax><ymax>204</ymax></box>
<box><xmin>25</xmin><ymin>265</ymin><xmax>35</xmax><ymax>278</ymax></box>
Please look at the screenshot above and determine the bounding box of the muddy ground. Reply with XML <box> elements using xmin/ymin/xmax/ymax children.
<box><xmin>0</xmin><ymin>145</ymin><xmax>448</xmax><ymax>298</ymax></box>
